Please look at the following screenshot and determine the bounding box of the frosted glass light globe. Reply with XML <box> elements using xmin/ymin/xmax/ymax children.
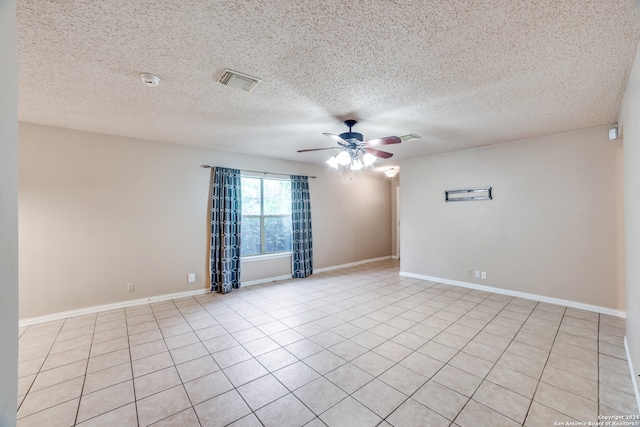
<box><xmin>336</xmin><ymin>150</ymin><xmax>351</xmax><ymax>166</ymax></box>
<box><xmin>363</xmin><ymin>152</ymin><xmax>377</xmax><ymax>166</ymax></box>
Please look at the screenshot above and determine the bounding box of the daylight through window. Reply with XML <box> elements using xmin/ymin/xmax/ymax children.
<box><xmin>241</xmin><ymin>176</ymin><xmax>292</xmax><ymax>256</ymax></box>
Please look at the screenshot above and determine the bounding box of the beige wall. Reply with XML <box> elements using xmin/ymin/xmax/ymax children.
<box><xmin>0</xmin><ymin>0</ymin><xmax>19</xmax><ymax>424</ymax></box>
<box><xmin>400</xmin><ymin>126</ymin><xmax>624</xmax><ymax>310</ymax></box>
<box><xmin>620</xmin><ymin>39</ymin><xmax>640</xmax><ymax>388</ymax></box>
<box><xmin>19</xmin><ymin>123</ymin><xmax>391</xmax><ymax>319</ymax></box>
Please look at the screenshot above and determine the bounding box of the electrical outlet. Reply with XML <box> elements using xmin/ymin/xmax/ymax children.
<box><xmin>187</xmin><ymin>273</ymin><xmax>196</xmax><ymax>284</ymax></box>
<box><xmin>481</xmin><ymin>271</ymin><xmax>487</xmax><ymax>279</ymax></box>
<box><xmin>474</xmin><ymin>270</ymin><xmax>480</xmax><ymax>278</ymax></box>
<box><xmin>467</xmin><ymin>270</ymin><xmax>472</xmax><ymax>277</ymax></box>
<box><xmin>127</xmin><ymin>283</ymin><xmax>135</xmax><ymax>292</ymax></box>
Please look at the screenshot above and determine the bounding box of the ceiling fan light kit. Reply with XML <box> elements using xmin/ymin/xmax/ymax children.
<box><xmin>336</xmin><ymin>150</ymin><xmax>351</xmax><ymax>166</ymax></box>
<box><xmin>327</xmin><ymin>147</ymin><xmax>378</xmax><ymax>170</ymax></box>
<box><xmin>362</xmin><ymin>152</ymin><xmax>377</xmax><ymax>166</ymax></box>
<box><xmin>351</xmin><ymin>159</ymin><xmax>364</xmax><ymax>170</ymax></box>
<box><xmin>325</xmin><ymin>156</ymin><xmax>339</xmax><ymax>168</ymax></box>
<box><xmin>303</xmin><ymin>120</ymin><xmax>402</xmax><ymax>171</ymax></box>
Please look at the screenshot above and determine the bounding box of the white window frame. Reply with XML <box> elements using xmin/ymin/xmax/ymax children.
<box><xmin>241</xmin><ymin>174</ymin><xmax>292</xmax><ymax>258</ymax></box>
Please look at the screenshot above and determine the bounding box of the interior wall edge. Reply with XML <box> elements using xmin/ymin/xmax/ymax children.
<box><xmin>620</xmin><ymin>36</ymin><xmax>640</xmax><ymax>390</ymax></box>
<box><xmin>624</xmin><ymin>336</ymin><xmax>640</xmax><ymax>417</ymax></box>
<box><xmin>0</xmin><ymin>0</ymin><xmax>19</xmax><ymax>425</ymax></box>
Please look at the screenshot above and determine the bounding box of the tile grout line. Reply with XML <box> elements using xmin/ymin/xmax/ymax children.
<box><xmin>155</xmin><ymin>299</ymin><xmax>204</xmax><ymax>427</ymax></box>
<box><xmin>326</xmin><ymin>278</ymin><xmax>514</xmax><ymax>423</ymax></box>
<box><xmin>198</xmin><ymin>287</ymin><xmax>328</xmax><ymax>425</ymax></box>
<box><xmin>379</xmin><ymin>288</ymin><xmax>497</xmax><ymax>423</ymax></box>
<box><xmin>186</xmin><ymin>292</ymin><xmax>296</xmax><ymax>425</ymax></box>
<box><xmin>521</xmin><ymin>304</ymin><xmax>568</xmax><ymax>425</ymax></box>
<box><xmin>18</xmin><ymin>316</ymin><xmax>92</xmax><ymax>423</ymax></box>
<box><xmin>449</xmin><ymin>298</ymin><xmax>547</xmax><ymax>425</ymax></box>
<box><xmin>79</xmin><ymin>308</ymin><xmax>146</xmax><ymax>426</ymax></box>
<box><xmin>319</xmin><ymin>286</ymin><xmax>515</xmax><ymax>423</ymax></box>
<box><xmin>16</xmin><ymin>320</ymin><xmax>65</xmax><ymax>416</ymax></box>
<box><xmin>128</xmin><ymin>305</ymin><xmax>146</xmax><ymax>427</ymax></box>
<box><xmin>200</xmin><ymin>265</ymin><xmax>409</xmax><ymax>423</ymax></box>
<box><xmin>304</xmin><ymin>270</ymin><xmax>444</xmax><ymax>423</ymax></box>
<box><xmin>72</xmin><ymin>313</ymin><xmax>98</xmax><ymax>426</ymax></box>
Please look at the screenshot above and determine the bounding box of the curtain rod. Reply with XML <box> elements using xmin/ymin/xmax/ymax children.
<box><xmin>200</xmin><ymin>165</ymin><xmax>316</xmax><ymax>179</ymax></box>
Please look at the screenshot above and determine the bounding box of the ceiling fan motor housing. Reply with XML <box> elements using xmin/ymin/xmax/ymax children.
<box><xmin>339</xmin><ymin>131</ymin><xmax>363</xmax><ymax>142</ymax></box>
<box><xmin>340</xmin><ymin>119</ymin><xmax>363</xmax><ymax>142</ymax></box>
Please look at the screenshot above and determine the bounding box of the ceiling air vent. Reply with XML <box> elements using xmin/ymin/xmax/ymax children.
<box><xmin>399</xmin><ymin>133</ymin><xmax>422</xmax><ymax>142</ymax></box>
<box><xmin>219</xmin><ymin>69</ymin><xmax>261</xmax><ymax>92</ymax></box>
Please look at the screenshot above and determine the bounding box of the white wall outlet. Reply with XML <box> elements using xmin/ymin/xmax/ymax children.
<box><xmin>481</xmin><ymin>271</ymin><xmax>487</xmax><ymax>279</ymax></box>
<box><xmin>474</xmin><ymin>270</ymin><xmax>480</xmax><ymax>278</ymax></box>
<box><xmin>187</xmin><ymin>273</ymin><xmax>196</xmax><ymax>284</ymax></box>
<box><xmin>127</xmin><ymin>283</ymin><xmax>135</xmax><ymax>292</ymax></box>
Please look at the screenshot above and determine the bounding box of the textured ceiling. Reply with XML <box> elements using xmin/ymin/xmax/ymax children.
<box><xmin>17</xmin><ymin>0</ymin><xmax>640</xmax><ymax>171</ymax></box>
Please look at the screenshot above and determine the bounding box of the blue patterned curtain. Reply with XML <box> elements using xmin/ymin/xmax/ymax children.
<box><xmin>210</xmin><ymin>167</ymin><xmax>242</xmax><ymax>293</ymax></box>
<box><xmin>291</xmin><ymin>175</ymin><xmax>313</xmax><ymax>278</ymax></box>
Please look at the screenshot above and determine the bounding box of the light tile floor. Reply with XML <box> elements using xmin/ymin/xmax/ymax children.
<box><xmin>17</xmin><ymin>259</ymin><xmax>640</xmax><ymax>426</ymax></box>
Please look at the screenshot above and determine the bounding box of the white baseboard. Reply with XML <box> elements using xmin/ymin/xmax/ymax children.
<box><xmin>19</xmin><ymin>288</ymin><xmax>210</xmax><ymax>327</ymax></box>
<box><xmin>624</xmin><ymin>337</ymin><xmax>640</xmax><ymax>415</ymax></box>
<box><xmin>315</xmin><ymin>256</ymin><xmax>392</xmax><ymax>273</ymax></box>
<box><xmin>242</xmin><ymin>274</ymin><xmax>293</xmax><ymax>287</ymax></box>
<box><xmin>19</xmin><ymin>256</ymin><xmax>394</xmax><ymax>327</ymax></box>
<box><xmin>391</xmin><ymin>256</ymin><xmax>400</xmax><ymax>260</ymax></box>
<box><xmin>399</xmin><ymin>271</ymin><xmax>626</xmax><ymax>318</ymax></box>
<box><xmin>244</xmin><ymin>255</ymin><xmax>394</xmax><ymax>285</ymax></box>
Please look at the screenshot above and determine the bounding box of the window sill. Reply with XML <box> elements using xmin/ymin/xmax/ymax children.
<box><xmin>241</xmin><ymin>252</ymin><xmax>292</xmax><ymax>263</ymax></box>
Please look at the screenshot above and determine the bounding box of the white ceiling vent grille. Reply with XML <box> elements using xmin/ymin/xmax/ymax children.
<box><xmin>219</xmin><ymin>69</ymin><xmax>261</xmax><ymax>92</ymax></box>
<box><xmin>399</xmin><ymin>133</ymin><xmax>422</xmax><ymax>142</ymax></box>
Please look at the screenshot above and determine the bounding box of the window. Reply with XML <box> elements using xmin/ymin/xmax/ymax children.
<box><xmin>241</xmin><ymin>176</ymin><xmax>292</xmax><ymax>256</ymax></box>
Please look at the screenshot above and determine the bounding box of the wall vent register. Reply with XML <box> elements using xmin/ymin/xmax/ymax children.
<box><xmin>445</xmin><ymin>187</ymin><xmax>492</xmax><ymax>202</ymax></box>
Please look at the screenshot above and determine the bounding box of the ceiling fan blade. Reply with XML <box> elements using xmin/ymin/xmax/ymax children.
<box><xmin>366</xmin><ymin>147</ymin><xmax>394</xmax><ymax>159</ymax></box>
<box><xmin>323</xmin><ymin>133</ymin><xmax>350</xmax><ymax>145</ymax></box>
<box><xmin>365</xmin><ymin>136</ymin><xmax>401</xmax><ymax>146</ymax></box>
<box><xmin>297</xmin><ymin>147</ymin><xmax>340</xmax><ymax>153</ymax></box>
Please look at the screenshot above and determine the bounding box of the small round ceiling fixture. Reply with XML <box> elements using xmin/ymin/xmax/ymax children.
<box><xmin>384</xmin><ymin>168</ymin><xmax>399</xmax><ymax>178</ymax></box>
<box><xmin>140</xmin><ymin>73</ymin><xmax>160</xmax><ymax>87</ymax></box>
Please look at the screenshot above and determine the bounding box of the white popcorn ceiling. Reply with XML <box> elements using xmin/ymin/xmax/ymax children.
<box><xmin>17</xmin><ymin>0</ymin><xmax>640</xmax><ymax>170</ymax></box>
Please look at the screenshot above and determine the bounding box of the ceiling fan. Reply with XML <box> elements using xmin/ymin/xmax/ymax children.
<box><xmin>298</xmin><ymin>119</ymin><xmax>401</xmax><ymax>170</ymax></box>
